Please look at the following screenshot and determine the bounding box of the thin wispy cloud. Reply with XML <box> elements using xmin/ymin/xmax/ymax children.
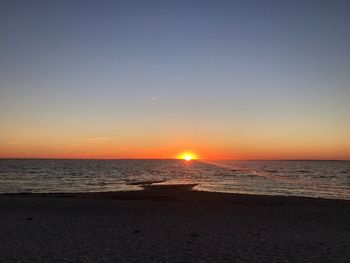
<box><xmin>85</xmin><ymin>137</ymin><xmax>116</xmax><ymax>141</ymax></box>
<box><xmin>8</xmin><ymin>141</ymin><xmax>20</xmax><ymax>145</ymax></box>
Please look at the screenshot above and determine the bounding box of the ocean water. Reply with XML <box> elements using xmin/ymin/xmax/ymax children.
<box><xmin>0</xmin><ymin>159</ymin><xmax>349</xmax><ymax>200</ymax></box>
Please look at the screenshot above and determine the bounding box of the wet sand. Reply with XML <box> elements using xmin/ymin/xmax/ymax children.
<box><xmin>1</xmin><ymin>190</ymin><xmax>350</xmax><ymax>262</ymax></box>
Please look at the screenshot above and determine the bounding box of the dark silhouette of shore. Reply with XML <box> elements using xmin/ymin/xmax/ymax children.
<box><xmin>1</xmin><ymin>190</ymin><xmax>349</xmax><ymax>262</ymax></box>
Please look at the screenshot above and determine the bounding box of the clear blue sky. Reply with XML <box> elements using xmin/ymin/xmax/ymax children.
<box><xmin>1</xmin><ymin>0</ymin><xmax>349</xmax><ymax>159</ymax></box>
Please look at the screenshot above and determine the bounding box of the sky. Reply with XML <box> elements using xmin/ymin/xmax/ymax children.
<box><xmin>0</xmin><ymin>0</ymin><xmax>349</xmax><ymax>159</ymax></box>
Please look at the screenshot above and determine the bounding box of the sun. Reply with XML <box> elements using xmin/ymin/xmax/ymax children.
<box><xmin>177</xmin><ymin>152</ymin><xmax>198</xmax><ymax>161</ymax></box>
<box><xmin>184</xmin><ymin>155</ymin><xmax>192</xmax><ymax>161</ymax></box>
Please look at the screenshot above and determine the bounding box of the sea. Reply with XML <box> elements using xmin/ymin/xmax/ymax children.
<box><xmin>0</xmin><ymin>159</ymin><xmax>349</xmax><ymax>200</ymax></box>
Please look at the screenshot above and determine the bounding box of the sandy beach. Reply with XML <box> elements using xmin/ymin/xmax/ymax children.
<box><xmin>1</xmin><ymin>190</ymin><xmax>350</xmax><ymax>262</ymax></box>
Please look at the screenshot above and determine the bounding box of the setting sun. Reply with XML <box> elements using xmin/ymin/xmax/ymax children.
<box><xmin>177</xmin><ymin>152</ymin><xmax>198</xmax><ymax>161</ymax></box>
<box><xmin>184</xmin><ymin>155</ymin><xmax>192</xmax><ymax>161</ymax></box>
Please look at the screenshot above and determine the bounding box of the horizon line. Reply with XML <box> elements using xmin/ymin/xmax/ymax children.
<box><xmin>0</xmin><ymin>157</ymin><xmax>349</xmax><ymax>161</ymax></box>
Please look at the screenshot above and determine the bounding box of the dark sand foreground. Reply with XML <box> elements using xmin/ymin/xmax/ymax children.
<box><xmin>1</xmin><ymin>190</ymin><xmax>350</xmax><ymax>262</ymax></box>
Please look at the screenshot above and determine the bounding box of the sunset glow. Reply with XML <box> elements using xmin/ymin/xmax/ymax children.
<box><xmin>177</xmin><ymin>152</ymin><xmax>198</xmax><ymax>161</ymax></box>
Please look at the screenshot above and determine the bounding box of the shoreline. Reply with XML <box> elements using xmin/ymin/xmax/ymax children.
<box><xmin>1</xmin><ymin>189</ymin><xmax>350</xmax><ymax>206</ymax></box>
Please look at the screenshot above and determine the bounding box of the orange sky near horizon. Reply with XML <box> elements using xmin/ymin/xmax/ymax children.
<box><xmin>1</xmin><ymin>117</ymin><xmax>350</xmax><ymax>160</ymax></box>
<box><xmin>1</xmin><ymin>133</ymin><xmax>349</xmax><ymax>160</ymax></box>
<box><xmin>1</xmin><ymin>111</ymin><xmax>349</xmax><ymax>160</ymax></box>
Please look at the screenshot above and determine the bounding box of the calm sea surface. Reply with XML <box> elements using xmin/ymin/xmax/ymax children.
<box><xmin>0</xmin><ymin>159</ymin><xmax>349</xmax><ymax>200</ymax></box>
